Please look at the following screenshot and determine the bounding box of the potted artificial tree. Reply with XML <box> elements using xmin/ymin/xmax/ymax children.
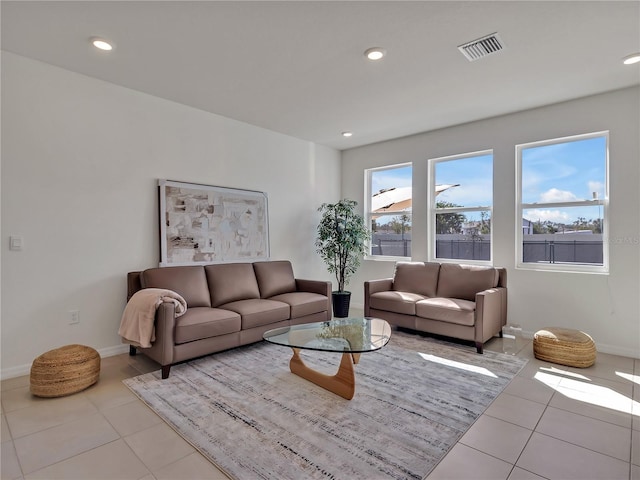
<box><xmin>316</xmin><ymin>199</ymin><xmax>369</xmax><ymax>318</ymax></box>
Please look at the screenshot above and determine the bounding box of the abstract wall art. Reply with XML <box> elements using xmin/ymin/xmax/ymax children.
<box><xmin>158</xmin><ymin>180</ymin><xmax>269</xmax><ymax>266</ymax></box>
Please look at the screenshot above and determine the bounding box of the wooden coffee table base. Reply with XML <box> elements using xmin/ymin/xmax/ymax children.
<box><xmin>289</xmin><ymin>348</ymin><xmax>361</xmax><ymax>400</ymax></box>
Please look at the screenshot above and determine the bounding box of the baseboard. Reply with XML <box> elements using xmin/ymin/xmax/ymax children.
<box><xmin>0</xmin><ymin>364</ymin><xmax>31</xmax><ymax>381</ymax></box>
<box><xmin>0</xmin><ymin>343</ymin><xmax>131</xmax><ymax>381</ymax></box>
<box><xmin>100</xmin><ymin>344</ymin><xmax>130</xmax><ymax>357</ymax></box>
<box><xmin>588</xmin><ymin>342</ymin><xmax>638</xmax><ymax>359</ymax></box>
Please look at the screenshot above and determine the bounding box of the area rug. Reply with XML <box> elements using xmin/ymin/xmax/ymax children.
<box><xmin>124</xmin><ymin>331</ymin><xmax>527</xmax><ymax>480</ymax></box>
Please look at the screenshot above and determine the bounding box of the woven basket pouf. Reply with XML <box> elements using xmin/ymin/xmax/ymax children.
<box><xmin>533</xmin><ymin>327</ymin><xmax>596</xmax><ymax>368</ymax></box>
<box><xmin>30</xmin><ymin>344</ymin><xmax>101</xmax><ymax>398</ymax></box>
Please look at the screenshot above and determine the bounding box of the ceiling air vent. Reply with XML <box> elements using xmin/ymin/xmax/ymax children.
<box><xmin>458</xmin><ymin>33</ymin><xmax>505</xmax><ymax>61</ymax></box>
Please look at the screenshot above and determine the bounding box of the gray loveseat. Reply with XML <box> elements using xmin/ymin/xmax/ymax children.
<box><xmin>364</xmin><ymin>261</ymin><xmax>507</xmax><ymax>353</ymax></box>
<box><xmin>126</xmin><ymin>260</ymin><xmax>331</xmax><ymax>378</ymax></box>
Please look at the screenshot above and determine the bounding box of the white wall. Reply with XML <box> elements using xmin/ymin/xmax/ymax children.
<box><xmin>342</xmin><ymin>86</ymin><xmax>640</xmax><ymax>358</ymax></box>
<box><xmin>1</xmin><ymin>52</ymin><xmax>341</xmax><ymax>378</ymax></box>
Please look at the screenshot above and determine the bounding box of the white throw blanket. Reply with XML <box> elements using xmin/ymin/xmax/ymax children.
<box><xmin>118</xmin><ymin>288</ymin><xmax>187</xmax><ymax>348</ymax></box>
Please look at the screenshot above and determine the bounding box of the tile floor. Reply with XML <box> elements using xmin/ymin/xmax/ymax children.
<box><xmin>2</xmin><ymin>332</ymin><xmax>639</xmax><ymax>480</ymax></box>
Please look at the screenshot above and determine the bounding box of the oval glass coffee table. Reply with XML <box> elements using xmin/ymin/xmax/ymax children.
<box><xmin>263</xmin><ymin>317</ymin><xmax>391</xmax><ymax>400</ymax></box>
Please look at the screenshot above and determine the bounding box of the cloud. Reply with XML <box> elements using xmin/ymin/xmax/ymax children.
<box><xmin>525</xmin><ymin>209</ymin><xmax>571</xmax><ymax>223</ymax></box>
<box><xmin>539</xmin><ymin>188</ymin><xmax>579</xmax><ymax>203</ymax></box>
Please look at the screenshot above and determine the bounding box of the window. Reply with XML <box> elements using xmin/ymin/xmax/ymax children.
<box><xmin>429</xmin><ymin>151</ymin><xmax>493</xmax><ymax>263</ymax></box>
<box><xmin>365</xmin><ymin>164</ymin><xmax>412</xmax><ymax>258</ymax></box>
<box><xmin>516</xmin><ymin>132</ymin><xmax>608</xmax><ymax>273</ymax></box>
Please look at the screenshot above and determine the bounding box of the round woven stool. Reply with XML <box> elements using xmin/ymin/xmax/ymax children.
<box><xmin>30</xmin><ymin>344</ymin><xmax>101</xmax><ymax>398</ymax></box>
<box><xmin>533</xmin><ymin>327</ymin><xmax>596</xmax><ymax>368</ymax></box>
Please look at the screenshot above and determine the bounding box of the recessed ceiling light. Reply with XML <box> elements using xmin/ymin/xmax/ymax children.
<box><xmin>342</xmin><ymin>132</ymin><xmax>353</xmax><ymax>137</ymax></box>
<box><xmin>364</xmin><ymin>47</ymin><xmax>386</xmax><ymax>61</ymax></box>
<box><xmin>623</xmin><ymin>53</ymin><xmax>640</xmax><ymax>65</ymax></box>
<box><xmin>91</xmin><ymin>37</ymin><xmax>113</xmax><ymax>51</ymax></box>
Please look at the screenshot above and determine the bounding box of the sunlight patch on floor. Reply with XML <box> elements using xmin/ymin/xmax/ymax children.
<box><xmin>535</xmin><ymin>370</ymin><xmax>639</xmax><ymax>416</ymax></box>
<box><xmin>616</xmin><ymin>371</ymin><xmax>640</xmax><ymax>385</ymax></box>
<box><xmin>418</xmin><ymin>353</ymin><xmax>498</xmax><ymax>378</ymax></box>
<box><xmin>539</xmin><ymin>366</ymin><xmax>591</xmax><ymax>381</ymax></box>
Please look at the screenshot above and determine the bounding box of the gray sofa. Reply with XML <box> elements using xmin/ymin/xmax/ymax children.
<box><xmin>126</xmin><ymin>260</ymin><xmax>331</xmax><ymax>378</ymax></box>
<box><xmin>364</xmin><ymin>261</ymin><xmax>507</xmax><ymax>353</ymax></box>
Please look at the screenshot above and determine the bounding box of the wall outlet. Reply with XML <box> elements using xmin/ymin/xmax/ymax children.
<box><xmin>69</xmin><ymin>310</ymin><xmax>80</xmax><ymax>325</ymax></box>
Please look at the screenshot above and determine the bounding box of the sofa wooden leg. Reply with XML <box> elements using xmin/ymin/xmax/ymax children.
<box><xmin>475</xmin><ymin>342</ymin><xmax>484</xmax><ymax>354</ymax></box>
<box><xmin>161</xmin><ymin>365</ymin><xmax>171</xmax><ymax>379</ymax></box>
<box><xmin>129</xmin><ymin>345</ymin><xmax>137</xmax><ymax>356</ymax></box>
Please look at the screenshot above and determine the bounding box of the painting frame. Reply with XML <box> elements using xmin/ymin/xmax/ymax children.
<box><xmin>158</xmin><ymin>179</ymin><xmax>269</xmax><ymax>266</ymax></box>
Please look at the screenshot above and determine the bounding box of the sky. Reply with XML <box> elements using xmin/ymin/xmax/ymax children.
<box><xmin>370</xmin><ymin>135</ymin><xmax>606</xmax><ymax>225</ymax></box>
<box><xmin>371</xmin><ymin>164</ymin><xmax>412</xmax><ymax>193</ymax></box>
<box><xmin>520</xmin><ymin>135</ymin><xmax>606</xmax><ymax>224</ymax></box>
<box><xmin>435</xmin><ymin>153</ymin><xmax>493</xmax><ymax>207</ymax></box>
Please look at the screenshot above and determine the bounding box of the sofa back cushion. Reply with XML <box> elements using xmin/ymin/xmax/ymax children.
<box><xmin>393</xmin><ymin>262</ymin><xmax>440</xmax><ymax>298</ymax></box>
<box><xmin>436</xmin><ymin>263</ymin><xmax>499</xmax><ymax>301</ymax></box>
<box><xmin>205</xmin><ymin>263</ymin><xmax>261</xmax><ymax>307</ymax></box>
<box><xmin>141</xmin><ymin>266</ymin><xmax>210</xmax><ymax>307</ymax></box>
<box><xmin>253</xmin><ymin>261</ymin><xmax>297</xmax><ymax>298</ymax></box>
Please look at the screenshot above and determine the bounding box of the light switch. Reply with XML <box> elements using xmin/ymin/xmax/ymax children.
<box><xmin>10</xmin><ymin>236</ymin><xmax>23</xmax><ymax>251</ymax></box>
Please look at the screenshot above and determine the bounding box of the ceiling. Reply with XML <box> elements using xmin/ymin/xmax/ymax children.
<box><xmin>2</xmin><ymin>1</ymin><xmax>639</xmax><ymax>150</ymax></box>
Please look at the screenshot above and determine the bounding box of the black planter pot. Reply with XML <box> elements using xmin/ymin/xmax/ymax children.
<box><xmin>332</xmin><ymin>291</ymin><xmax>351</xmax><ymax>318</ymax></box>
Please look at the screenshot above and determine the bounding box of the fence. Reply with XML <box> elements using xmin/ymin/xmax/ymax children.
<box><xmin>435</xmin><ymin>239</ymin><xmax>491</xmax><ymax>260</ymax></box>
<box><xmin>372</xmin><ymin>232</ymin><xmax>603</xmax><ymax>264</ymax></box>
<box><xmin>371</xmin><ymin>234</ymin><xmax>411</xmax><ymax>257</ymax></box>
<box><xmin>523</xmin><ymin>240</ymin><xmax>603</xmax><ymax>264</ymax></box>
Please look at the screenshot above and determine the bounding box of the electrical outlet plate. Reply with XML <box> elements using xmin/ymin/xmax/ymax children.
<box><xmin>69</xmin><ymin>310</ymin><xmax>80</xmax><ymax>324</ymax></box>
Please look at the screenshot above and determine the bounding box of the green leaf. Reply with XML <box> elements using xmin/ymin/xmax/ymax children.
<box><xmin>316</xmin><ymin>199</ymin><xmax>370</xmax><ymax>292</ymax></box>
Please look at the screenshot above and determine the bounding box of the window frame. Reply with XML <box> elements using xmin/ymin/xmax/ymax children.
<box><xmin>364</xmin><ymin>162</ymin><xmax>413</xmax><ymax>261</ymax></box>
<box><xmin>515</xmin><ymin>131</ymin><xmax>609</xmax><ymax>274</ymax></box>
<box><xmin>428</xmin><ymin>150</ymin><xmax>494</xmax><ymax>265</ymax></box>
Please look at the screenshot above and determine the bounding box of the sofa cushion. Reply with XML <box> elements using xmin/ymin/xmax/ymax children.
<box><xmin>253</xmin><ymin>261</ymin><xmax>297</xmax><ymax>298</ymax></box>
<box><xmin>205</xmin><ymin>263</ymin><xmax>261</xmax><ymax>307</ymax></box>
<box><xmin>369</xmin><ymin>291</ymin><xmax>426</xmax><ymax>316</ymax></box>
<box><xmin>269</xmin><ymin>292</ymin><xmax>327</xmax><ymax>319</ymax></box>
<box><xmin>393</xmin><ymin>262</ymin><xmax>440</xmax><ymax>297</ymax></box>
<box><xmin>436</xmin><ymin>264</ymin><xmax>499</xmax><ymax>301</ymax></box>
<box><xmin>141</xmin><ymin>266</ymin><xmax>211</xmax><ymax>307</ymax></box>
<box><xmin>220</xmin><ymin>299</ymin><xmax>290</xmax><ymax>329</ymax></box>
<box><xmin>416</xmin><ymin>298</ymin><xmax>476</xmax><ymax>326</ymax></box>
<box><xmin>174</xmin><ymin>307</ymin><xmax>241</xmax><ymax>344</ymax></box>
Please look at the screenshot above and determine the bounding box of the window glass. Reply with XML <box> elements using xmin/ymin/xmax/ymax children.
<box><xmin>367</xmin><ymin>164</ymin><xmax>412</xmax><ymax>258</ymax></box>
<box><xmin>434</xmin><ymin>154</ymin><xmax>493</xmax><ymax>208</ymax></box>
<box><xmin>517</xmin><ymin>133</ymin><xmax>608</xmax><ymax>271</ymax></box>
<box><xmin>521</xmin><ymin>136</ymin><xmax>606</xmax><ymax>205</ymax></box>
<box><xmin>431</xmin><ymin>152</ymin><xmax>493</xmax><ymax>263</ymax></box>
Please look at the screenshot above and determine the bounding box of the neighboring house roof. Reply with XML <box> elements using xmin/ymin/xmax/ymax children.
<box><xmin>371</xmin><ymin>184</ymin><xmax>460</xmax><ymax>213</ymax></box>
